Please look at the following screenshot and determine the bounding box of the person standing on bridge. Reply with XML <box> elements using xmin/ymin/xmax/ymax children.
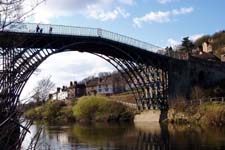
<box><xmin>36</xmin><ymin>25</ymin><xmax>40</xmax><ymax>33</ymax></box>
<box><xmin>49</xmin><ymin>26</ymin><xmax>53</xmax><ymax>34</ymax></box>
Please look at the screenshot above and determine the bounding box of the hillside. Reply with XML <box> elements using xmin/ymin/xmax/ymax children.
<box><xmin>194</xmin><ymin>30</ymin><xmax>225</xmax><ymax>58</ymax></box>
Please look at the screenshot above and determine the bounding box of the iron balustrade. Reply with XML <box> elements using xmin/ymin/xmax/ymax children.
<box><xmin>4</xmin><ymin>22</ymin><xmax>162</xmax><ymax>52</ymax></box>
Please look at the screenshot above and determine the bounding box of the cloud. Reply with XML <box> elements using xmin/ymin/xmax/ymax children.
<box><xmin>167</xmin><ymin>38</ymin><xmax>180</xmax><ymax>46</ymax></box>
<box><xmin>86</xmin><ymin>5</ymin><xmax>130</xmax><ymax>21</ymax></box>
<box><xmin>118</xmin><ymin>0</ymin><xmax>135</xmax><ymax>5</ymax></box>
<box><xmin>190</xmin><ymin>34</ymin><xmax>204</xmax><ymax>41</ymax></box>
<box><xmin>24</xmin><ymin>0</ymin><xmax>133</xmax><ymax>23</ymax></box>
<box><xmin>157</xmin><ymin>0</ymin><xmax>179</xmax><ymax>4</ymax></box>
<box><xmin>133</xmin><ymin>11</ymin><xmax>170</xmax><ymax>27</ymax></box>
<box><xmin>167</xmin><ymin>33</ymin><xmax>204</xmax><ymax>47</ymax></box>
<box><xmin>20</xmin><ymin>52</ymin><xmax>115</xmax><ymax>99</ymax></box>
<box><xmin>172</xmin><ymin>7</ymin><xmax>193</xmax><ymax>15</ymax></box>
<box><xmin>133</xmin><ymin>7</ymin><xmax>193</xmax><ymax>27</ymax></box>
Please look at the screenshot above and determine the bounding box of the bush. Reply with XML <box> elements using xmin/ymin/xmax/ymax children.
<box><xmin>25</xmin><ymin>106</ymin><xmax>43</xmax><ymax>119</ymax></box>
<box><xmin>42</xmin><ymin>101</ymin><xmax>65</xmax><ymax>121</ymax></box>
<box><xmin>25</xmin><ymin>100</ymin><xmax>75</xmax><ymax>123</ymax></box>
<box><xmin>73</xmin><ymin>96</ymin><xmax>108</xmax><ymax>121</ymax></box>
<box><xmin>60</xmin><ymin>106</ymin><xmax>75</xmax><ymax>122</ymax></box>
<box><xmin>73</xmin><ymin>96</ymin><xmax>133</xmax><ymax>122</ymax></box>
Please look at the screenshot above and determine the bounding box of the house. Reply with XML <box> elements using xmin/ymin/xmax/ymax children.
<box><xmin>96</xmin><ymin>76</ymin><xmax>114</xmax><ymax>95</ymax></box>
<box><xmin>67</xmin><ymin>81</ymin><xmax>86</xmax><ymax>99</ymax></box>
<box><xmin>86</xmin><ymin>78</ymin><xmax>98</xmax><ymax>95</ymax></box>
<box><xmin>50</xmin><ymin>87</ymin><xmax>61</xmax><ymax>101</ymax></box>
<box><xmin>202</xmin><ymin>40</ymin><xmax>213</xmax><ymax>53</ymax></box>
<box><xmin>58</xmin><ymin>86</ymin><xmax>68</xmax><ymax>100</ymax></box>
<box><xmin>85</xmin><ymin>74</ymin><xmax>128</xmax><ymax>96</ymax></box>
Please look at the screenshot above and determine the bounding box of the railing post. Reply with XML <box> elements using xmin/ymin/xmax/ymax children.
<box><xmin>222</xmin><ymin>97</ymin><xmax>224</xmax><ymax>103</ymax></box>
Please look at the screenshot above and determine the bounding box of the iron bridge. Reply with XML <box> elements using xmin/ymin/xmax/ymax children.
<box><xmin>0</xmin><ymin>23</ymin><xmax>172</xmax><ymax>116</ymax></box>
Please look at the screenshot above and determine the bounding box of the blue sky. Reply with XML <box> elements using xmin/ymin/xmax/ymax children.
<box><xmin>27</xmin><ymin>0</ymin><xmax>225</xmax><ymax>47</ymax></box>
<box><xmin>21</xmin><ymin>0</ymin><xmax>225</xmax><ymax>100</ymax></box>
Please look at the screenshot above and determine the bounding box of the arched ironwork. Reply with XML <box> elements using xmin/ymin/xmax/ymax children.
<box><xmin>0</xmin><ymin>23</ymin><xmax>170</xmax><ymax>149</ymax></box>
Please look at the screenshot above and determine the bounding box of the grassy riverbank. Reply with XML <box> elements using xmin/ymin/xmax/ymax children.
<box><xmin>168</xmin><ymin>102</ymin><xmax>225</xmax><ymax>127</ymax></box>
<box><xmin>24</xmin><ymin>95</ymin><xmax>134</xmax><ymax>123</ymax></box>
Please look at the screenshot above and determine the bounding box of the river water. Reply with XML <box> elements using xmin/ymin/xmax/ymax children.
<box><xmin>22</xmin><ymin>122</ymin><xmax>225</xmax><ymax>150</ymax></box>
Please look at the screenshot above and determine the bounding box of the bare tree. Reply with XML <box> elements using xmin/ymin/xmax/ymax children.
<box><xmin>0</xmin><ymin>0</ymin><xmax>45</xmax><ymax>31</ymax></box>
<box><xmin>98</xmin><ymin>72</ymin><xmax>111</xmax><ymax>78</ymax></box>
<box><xmin>0</xmin><ymin>1</ymin><xmax>46</xmax><ymax>149</ymax></box>
<box><xmin>32</xmin><ymin>77</ymin><xmax>55</xmax><ymax>103</ymax></box>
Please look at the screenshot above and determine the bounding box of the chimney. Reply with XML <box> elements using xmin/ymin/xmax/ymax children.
<box><xmin>57</xmin><ymin>87</ymin><xmax>61</xmax><ymax>92</ymax></box>
<box><xmin>70</xmin><ymin>81</ymin><xmax>73</xmax><ymax>87</ymax></box>
<box><xmin>62</xmin><ymin>86</ymin><xmax>66</xmax><ymax>90</ymax></box>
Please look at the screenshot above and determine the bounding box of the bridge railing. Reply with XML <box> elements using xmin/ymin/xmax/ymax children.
<box><xmin>170</xmin><ymin>97</ymin><xmax>225</xmax><ymax>107</ymax></box>
<box><xmin>5</xmin><ymin>22</ymin><xmax>161</xmax><ymax>52</ymax></box>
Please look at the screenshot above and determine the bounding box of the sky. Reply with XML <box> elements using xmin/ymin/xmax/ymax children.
<box><xmin>20</xmin><ymin>0</ymin><xmax>225</xmax><ymax>99</ymax></box>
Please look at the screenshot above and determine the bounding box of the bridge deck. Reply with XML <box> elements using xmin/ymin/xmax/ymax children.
<box><xmin>4</xmin><ymin>23</ymin><xmax>161</xmax><ymax>52</ymax></box>
<box><xmin>0</xmin><ymin>23</ymin><xmax>174</xmax><ymax>69</ymax></box>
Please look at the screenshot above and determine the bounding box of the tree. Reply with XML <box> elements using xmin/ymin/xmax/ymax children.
<box><xmin>98</xmin><ymin>72</ymin><xmax>111</xmax><ymax>78</ymax></box>
<box><xmin>32</xmin><ymin>77</ymin><xmax>55</xmax><ymax>103</ymax></box>
<box><xmin>181</xmin><ymin>37</ymin><xmax>194</xmax><ymax>54</ymax></box>
<box><xmin>0</xmin><ymin>0</ymin><xmax>45</xmax><ymax>31</ymax></box>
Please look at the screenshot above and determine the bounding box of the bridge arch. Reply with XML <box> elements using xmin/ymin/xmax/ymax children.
<box><xmin>0</xmin><ymin>23</ymin><xmax>169</xmax><ymax>121</ymax></box>
<box><xmin>0</xmin><ymin>24</ymin><xmax>171</xmax><ymax>148</ymax></box>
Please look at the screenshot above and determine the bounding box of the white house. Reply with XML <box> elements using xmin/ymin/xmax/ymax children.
<box><xmin>50</xmin><ymin>87</ymin><xmax>68</xmax><ymax>101</ymax></box>
<box><xmin>51</xmin><ymin>92</ymin><xmax>58</xmax><ymax>101</ymax></box>
<box><xmin>202</xmin><ymin>41</ymin><xmax>213</xmax><ymax>53</ymax></box>
<box><xmin>96</xmin><ymin>77</ymin><xmax>114</xmax><ymax>95</ymax></box>
<box><xmin>58</xmin><ymin>87</ymin><xmax>68</xmax><ymax>100</ymax></box>
<box><xmin>96</xmin><ymin>84</ymin><xmax>113</xmax><ymax>95</ymax></box>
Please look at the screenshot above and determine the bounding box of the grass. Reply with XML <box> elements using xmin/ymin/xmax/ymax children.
<box><xmin>170</xmin><ymin>101</ymin><xmax>225</xmax><ymax>126</ymax></box>
<box><xmin>109</xmin><ymin>93</ymin><xmax>136</xmax><ymax>104</ymax></box>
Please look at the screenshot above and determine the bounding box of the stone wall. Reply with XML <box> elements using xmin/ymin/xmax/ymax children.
<box><xmin>134</xmin><ymin>110</ymin><xmax>161</xmax><ymax>122</ymax></box>
<box><xmin>168</xmin><ymin>58</ymin><xmax>225</xmax><ymax>102</ymax></box>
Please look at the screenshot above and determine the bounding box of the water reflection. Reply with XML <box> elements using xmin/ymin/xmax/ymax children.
<box><xmin>23</xmin><ymin>122</ymin><xmax>225</xmax><ymax>150</ymax></box>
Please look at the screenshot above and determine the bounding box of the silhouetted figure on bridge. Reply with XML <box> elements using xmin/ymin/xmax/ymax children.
<box><xmin>49</xmin><ymin>26</ymin><xmax>53</xmax><ymax>34</ymax></box>
<box><xmin>40</xmin><ymin>28</ymin><xmax>43</xmax><ymax>33</ymax></box>
<box><xmin>36</xmin><ymin>25</ymin><xmax>40</xmax><ymax>33</ymax></box>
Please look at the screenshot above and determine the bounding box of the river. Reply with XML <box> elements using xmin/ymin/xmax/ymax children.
<box><xmin>22</xmin><ymin>122</ymin><xmax>225</xmax><ymax>150</ymax></box>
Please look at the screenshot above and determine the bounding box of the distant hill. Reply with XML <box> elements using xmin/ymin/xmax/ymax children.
<box><xmin>194</xmin><ymin>30</ymin><xmax>225</xmax><ymax>58</ymax></box>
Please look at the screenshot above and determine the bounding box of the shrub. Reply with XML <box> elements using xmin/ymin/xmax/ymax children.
<box><xmin>25</xmin><ymin>100</ymin><xmax>74</xmax><ymax>123</ymax></box>
<box><xmin>25</xmin><ymin>106</ymin><xmax>43</xmax><ymax>119</ymax></box>
<box><xmin>42</xmin><ymin>101</ymin><xmax>67</xmax><ymax>121</ymax></box>
<box><xmin>60</xmin><ymin>106</ymin><xmax>75</xmax><ymax>122</ymax></box>
<box><xmin>73</xmin><ymin>96</ymin><xmax>108</xmax><ymax>121</ymax></box>
<box><xmin>73</xmin><ymin>96</ymin><xmax>134</xmax><ymax>122</ymax></box>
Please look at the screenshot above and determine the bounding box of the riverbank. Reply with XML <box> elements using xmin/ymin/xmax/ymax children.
<box><xmin>24</xmin><ymin>95</ymin><xmax>135</xmax><ymax>123</ymax></box>
<box><xmin>167</xmin><ymin>102</ymin><xmax>225</xmax><ymax>127</ymax></box>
